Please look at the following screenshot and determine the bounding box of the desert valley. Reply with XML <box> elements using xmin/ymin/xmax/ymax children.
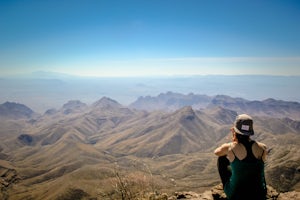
<box><xmin>0</xmin><ymin>92</ymin><xmax>300</xmax><ymax>199</ymax></box>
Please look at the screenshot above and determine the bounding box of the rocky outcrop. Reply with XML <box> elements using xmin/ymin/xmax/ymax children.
<box><xmin>0</xmin><ymin>167</ymin><xmax>20</xmax><ymax>200</ymax></box>
<box><xmin>148</xmin><ymin>184</ymin><xmax>299</xmax><ymax>200</ymax></box>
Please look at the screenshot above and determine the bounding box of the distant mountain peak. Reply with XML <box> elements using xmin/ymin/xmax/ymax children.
<box><xmin>211</xmin><ymin>95</ymin><xmax>247</xmax><ymax>103</ymax></box>
<box><xmin>62</xmin><ymin>100</ymin><xmax>87</xmax><ymax>114</ymax></box>
<box><xmin>44</xmin><ymin>108</ymin><xmax>57</xmax><ymax>115</ymax></box>
<box><xmin>92</xmin><ymin>97</ymin><xmax>122</xmax><ymax>108</ymax></box>
<box><xmin>175</xmin><ymin>106</ymin><xmax>196</xmax><ymax>121</ymax></box>
<box><xmin>158</xmin><ymin>91</ymin><xmax>179</xmax><ymax>97</ymax></box>
<box><xmin>0</xmin><ymin>101</ymin><xmax>35</xmax><ymax>119</ymax></box>
<box><xmin>3</xmin><ymin>101</ymin><xmax>26</xmax><ymax>108</ymax></box>
<box><xmin>207</xmin><ymin>106</ymin><xmax>237</xmax><ymax>115</ymax></box>
<box><xmin>130</xmin><ymin>92</ymin><xmax>212</xmax><ymax>111</ymax></box>
<box><xmin>205</xmin><ymin>106</ymin><xmax>237</xmax><ymax>124</ymax></box>
<box><xmin>62</xmin><ymin>100</ymin><xmax>86</xmax><ymax>110</ymax></box>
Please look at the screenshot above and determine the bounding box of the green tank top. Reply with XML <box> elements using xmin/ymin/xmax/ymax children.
<box><xmin>224</xmin><ymin>141</ymin><xmax>267</xmax><ymax>200</ymax></box>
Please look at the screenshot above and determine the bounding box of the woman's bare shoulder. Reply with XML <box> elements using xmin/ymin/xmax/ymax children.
<box><xmin>214</xmin><ymin>142</ymin><xmax>234</xmax><ymax>156</ymax></box>
<box><xmin>220</xmin><ymin>142</ymin><xmax>235</xmax><ymax>150</ymax></box>
<box><xmin>256</xmin><ymin>141</ymin><xmax>267</xmax><ymax>150</ymax></box>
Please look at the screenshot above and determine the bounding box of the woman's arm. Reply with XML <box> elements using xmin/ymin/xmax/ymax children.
<box><xmin>214</xmin><ymin>143</ymin><xmax>231</xmax><ymax>157</ymax></box>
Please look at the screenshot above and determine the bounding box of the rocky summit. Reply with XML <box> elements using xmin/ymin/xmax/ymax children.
<box><xmin>149</xmin><ymin>185</ymin><xmax>300</xmax><ymax>200</ymax></box>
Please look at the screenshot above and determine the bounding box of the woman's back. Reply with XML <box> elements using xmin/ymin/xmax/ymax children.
<box><xmin>224</xmin><ymin>141</ymin><xmax>267</xmax><ymax>200</ymax></box>
<box><xmin>215</xmin><ymin>114</ymin><xmax>268</xmax><ymax>200</ymax></box>
<box><xmin>226</xmin><ymin>140</ymin><xmax>266</xmax><ymax>162</ymax></box>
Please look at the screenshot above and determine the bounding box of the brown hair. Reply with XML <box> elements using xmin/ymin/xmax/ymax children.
<box><xmin>235</xmin><ymin>133</ymin><xmax>250</xmax><ymax>145</ymax></box>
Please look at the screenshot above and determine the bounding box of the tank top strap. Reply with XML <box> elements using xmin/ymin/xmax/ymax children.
<box><xmin>230</xmin><ymin>142</ymin><xmax>237</xmax><ymax>157</ymax></box>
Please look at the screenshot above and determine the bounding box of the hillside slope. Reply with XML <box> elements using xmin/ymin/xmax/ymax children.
<box><xmin>0</xmin><ymin>95</ymin><xmax>299</xmax><ymax>199</ymax></box>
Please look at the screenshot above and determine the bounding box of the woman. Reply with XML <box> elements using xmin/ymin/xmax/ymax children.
<box><xmin>214</xmin><ymin>114</ymin><xmax>267</xmax><ymax>200</ymax></box>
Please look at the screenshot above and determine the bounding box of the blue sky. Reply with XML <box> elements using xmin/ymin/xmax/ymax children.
<box><xmin>1</xmin><ymin>0</ymin><xmax>300</xmax><ymax>77</ymax></box>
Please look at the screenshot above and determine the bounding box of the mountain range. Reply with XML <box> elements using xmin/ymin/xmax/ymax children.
<box><xmin>1</xmin><ymin>75</ymin><xmax>300</xmax><ymax>114</ymax></box>
<box><xmin>130</xmin><ymin>92</ymin><xmax>300</xmax><ymax>120</ymax></box>
<box><xmin>0</xmin><ymin>92</ymin><xmax>299</xmax><ymax>199</ymax></box>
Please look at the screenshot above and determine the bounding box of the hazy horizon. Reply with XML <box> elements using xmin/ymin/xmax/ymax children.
<box><xmin>1</xmin><ymin>74</ymin><xmax>300</xmax><ymax>113</ymax></box>
<box><xmin>3</xmin><ymin>70</ymin><xmax>300</xmax><ymax>79</ymax></box>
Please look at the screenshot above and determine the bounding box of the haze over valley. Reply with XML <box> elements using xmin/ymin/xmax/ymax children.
<box><xmin>1</xmin><ymin>74</ymin><xmax>300</xmax><ymax>114</ymax></box>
